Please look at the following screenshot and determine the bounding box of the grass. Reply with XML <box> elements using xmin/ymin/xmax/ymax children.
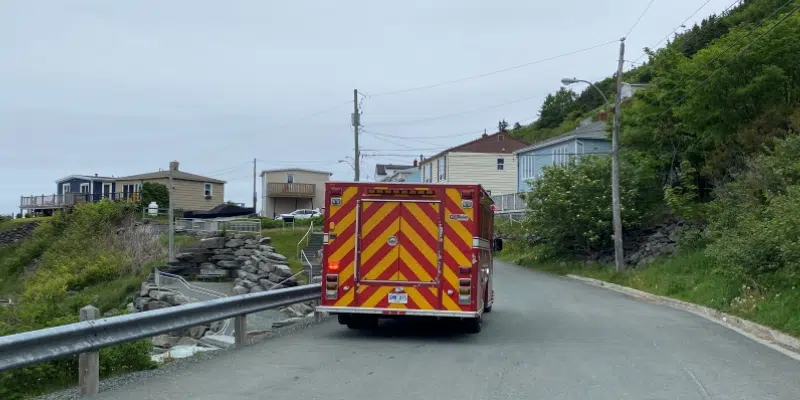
<box><xmin>501</xmin><ymin>249</ymin><xmax>800</xmax><ymax>339</ymax></box>
<box><xmin>0</xmin><ymin>217</ymin><xmax>52</xmax><ymax>232</ymax></box>
<box><xmin>262</xmin><ymin>229</ymin><xmax>308</xmax><ymax>281</ymax></box>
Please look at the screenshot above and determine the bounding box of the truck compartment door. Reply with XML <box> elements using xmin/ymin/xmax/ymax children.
<box><xmin>357</xmin><ymin>201</ymin><xmax>441</xmax><ymax>284</ymax></box>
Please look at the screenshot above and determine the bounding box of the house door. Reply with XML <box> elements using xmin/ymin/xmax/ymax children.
<box><xmin>103</xmin><ymin>183</ymin><xmax>112</xmax><ymax>199</ymax></box>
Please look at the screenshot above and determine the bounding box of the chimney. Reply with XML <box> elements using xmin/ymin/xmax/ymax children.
<box><xmin>94</xmin><ymin>173</ymin><xmax>98</xmax><ymax>177</ymax></box>
<box><xmin>598</xmin><ymin>110</ymin><xmax>607</xmax><ymax>121</ymax></box>
<box><xmin>413</xmin><ymin>159</ymin><xmax>418</xmax><ymax>167</ymax></box>
<box><xmin>482</xmin><ymin>129</ymin><xmax>488</xmax><ymax>138</ymax></box>
<box><xmin>169</xmin><ymin>161</ymin><xmax>180</xmax><ymax>171</ymax></box>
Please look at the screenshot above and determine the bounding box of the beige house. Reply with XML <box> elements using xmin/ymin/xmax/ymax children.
<box><xmin>419</xmin><ymin>131</ymin><xmax>529</xmax><ymax>196</ymax></box>
<box><xmin>115</xmin><ymin>161</ymin><xmax>226</xmax><ymax>212</ymax></box>
<box><xmin>261</xmin><ymin>168</ymin><xmax>332</xmax><ymax>218</ymax></box>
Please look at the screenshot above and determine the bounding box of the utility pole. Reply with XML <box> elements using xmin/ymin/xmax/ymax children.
<box><xmin>252</xmin><ymin>158</ymin><xmax>257</xmax><ymax>213</ymax></box>
<box><xmin>611</xmin><ymin>38</ymin><xmax>626</xmax><ymax>272</ymax></box>
<box><xmin>353</xmin><ymin>89</ymin><xmax>360</xmax><ymax>182</ymax></box>
<box><xmin>168</xmin><ymin>161</ymin><xmax>175</xmax><ymax>263</ymax></box>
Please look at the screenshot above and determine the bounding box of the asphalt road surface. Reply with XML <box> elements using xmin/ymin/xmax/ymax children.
<box><xmin>99</xmin><ymin>260</ymin><xmax>800</xmax><ymax>400</ymax></box>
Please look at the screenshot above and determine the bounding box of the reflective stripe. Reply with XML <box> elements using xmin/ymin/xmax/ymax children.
<box><xmin>472</xmin><ymin>237</ymin><xmax>490</xmax><ymax>249</ymax></box>
<box><xmin>316</xmin><ymin>306</ymin><xmax>481</xmax><ymax>318</ymax></box>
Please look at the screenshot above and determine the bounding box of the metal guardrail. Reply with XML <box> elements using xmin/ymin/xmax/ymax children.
<box><xmin>0</xmin><ymin>284</ymin><xmax>321</xmax><ymax>394</ymax></box>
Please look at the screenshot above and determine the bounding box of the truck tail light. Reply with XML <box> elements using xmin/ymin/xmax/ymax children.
<box><xmin>326</xmin><ymin>274</ymin><xmax>339</xmax><ymax>299</ymax></box>
<box><xmin>458</xmin><ymin>278</ymin><xmax>471</xmax><ymax>304</ymax></box>
<box><xmin>328</xmin><ymin>261</ymin><xmax>340</xmax><ymax>271</ymax></box>
<box><xmin>459</xmin><ymin>266</ymin><xmax>471</xmax><ymax>275</ymax></box>
<box><xmin>460</xmin><ymin>190</ymin><xmax>474</xmax><ymax>199</ymax></box>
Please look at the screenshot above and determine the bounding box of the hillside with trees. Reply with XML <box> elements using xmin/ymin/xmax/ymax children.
<box><xmin>502</xmin><ymin>0</ymin><xmax>800</xmax><ymax>337</ymax></box>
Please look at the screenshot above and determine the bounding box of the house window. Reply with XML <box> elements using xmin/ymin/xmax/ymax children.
<box><xmin>497</xmin><ymin>158</ymin><xmax>505</xmax><ymax>171</ymax></box>
<box><xmin>204</xmin><ymin>183</ymin><xmax>213</xmax><ymax>197</ymax></box>
<box><xmin>62</xmin><ymin>183</ymin><xmax>71</xmax><ymax>194</ymax></box>
<box><xmin>552</xmin><ymin>146</ymin><xmax>569</xmax><ymax>166</ymax></box>
<box><xmin>423</xmin><ymin>163</ymin><xmax>432</xmax><ymax>183</ymax></box>
<box><xmin>498</xmin><ymin>135</ymin><xmax>504</xmax><ymax>142</ymax></box>
<box><xmin>287</xmin><ymin>174</ymin><xmax>295</xmax><ymax>184</ymax></box>
<box><xmin>437</xmin><ymin>158</ymin><xmax>446</xmax><ymax>181</ymax></box>
<box><xmin>79</xmin><ymin>183</ymin><xmax>90</xmax><ymax>193</ymax></box>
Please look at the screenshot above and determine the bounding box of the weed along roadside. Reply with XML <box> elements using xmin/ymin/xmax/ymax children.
<box><xmin>0</xmin><ymin>202</ymin><xmax>315</xmax><ymax>399</ymax></box>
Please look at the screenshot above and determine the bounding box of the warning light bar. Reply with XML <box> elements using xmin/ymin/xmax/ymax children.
<box><xmin>367</xmin><ymin>188</ymin><xmax>435</xmax><ymax>195</ymax></box>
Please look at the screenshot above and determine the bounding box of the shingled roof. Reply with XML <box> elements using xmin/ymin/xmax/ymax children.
<box><xmin>116</xmin><ymin>170</ymin><xmax>226</xmax><ymax>184</ymax></box>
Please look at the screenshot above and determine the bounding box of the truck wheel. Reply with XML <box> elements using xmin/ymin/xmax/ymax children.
<box><xmin>337</xmin><ymin>314</ymin><xmax>350</xmax><ymax>325</ymax></box>
<box><xmin>483</xmin><ymin>289</ymin><xmax>493</xmax><ymax>313</ymax></box>
<box><xmin>464</xmin><ymin>316</ymin><xmax>482</xmax><ymax>334</ymax></box>
<box><xmin>347</xmin><ymin>315</ymin><xmax>378</xmax><ymax>330</ymax></box>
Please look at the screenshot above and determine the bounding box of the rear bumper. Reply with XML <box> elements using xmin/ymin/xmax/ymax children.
<box><xmin>316</xmin><ymin>306</ymin><xmax>481</xmax><ymax>318</ymax></box>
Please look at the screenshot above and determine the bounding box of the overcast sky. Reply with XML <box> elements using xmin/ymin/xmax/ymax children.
<box><xmin>0</xmin><ymin>0</ymin><xmax>736</xmax><ymax>214</ymax></box>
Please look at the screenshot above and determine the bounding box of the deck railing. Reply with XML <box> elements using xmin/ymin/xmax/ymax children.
<box><xmin>20</xmin><ymin>192</ymin><xmax>141</xmax><ymax>208</ymax></box>
<box><xmin>491</xmin><ymin>192</ymin><xmax>525</xmax><ymax>213</ymax></box>
<box><xmin>267</xmin><ymin>182</ymin><xmax>316</xmax><ymax>197</ymax></box>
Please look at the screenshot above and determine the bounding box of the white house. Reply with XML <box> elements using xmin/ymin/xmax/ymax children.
<box><xmin>418</xmin><ymin>131</ymin><xmax>529</xmax><ymax>195</ymax></box>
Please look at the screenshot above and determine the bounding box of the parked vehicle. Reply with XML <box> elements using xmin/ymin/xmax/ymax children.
<box><xmin>274</xmin><ymin>209</ymin><xmax>321</xmax><ymax>221</ymax></box>
<box><xmin>315</xmin><ymin>182</ymin><xmax>502</xmax><ymax>333</ymax></box>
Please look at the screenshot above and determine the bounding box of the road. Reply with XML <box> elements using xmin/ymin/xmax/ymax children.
<box><xmin>160</xmin><ymin>278</ymin><xmax>280</xmax><ymax>336</ymax></box>
<box><xmin>100</xmin><ymin>260</ymin><xmax>800</xmax><ymax>400</ymax></box>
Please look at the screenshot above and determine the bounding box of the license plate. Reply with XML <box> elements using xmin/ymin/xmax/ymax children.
<box><xmin>387</xmin><ymin>293</ymin><xmax>408</xmax><ymax>304</ymax></box>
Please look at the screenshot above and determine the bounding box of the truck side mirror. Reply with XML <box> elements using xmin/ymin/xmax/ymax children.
<box><xmin>493</xmin><ymin>238</ymin><xmax>503</xmax><ymax>252</ymax></box>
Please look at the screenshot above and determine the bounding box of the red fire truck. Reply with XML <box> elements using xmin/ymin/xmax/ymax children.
<box><xmin>315</xmin><ymin>182</ymin><xmax>503</xmax><ymax>333</ymax></box>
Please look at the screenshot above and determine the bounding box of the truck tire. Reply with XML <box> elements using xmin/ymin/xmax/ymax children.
<box><xmin>346</xmin><ymin>315</ymin><xmax>378</xmax><ymax>330</ymax></box>
<box><xmin>337</xmin><ymin>314</ymin><xmax>350</xmax><ymax>325</ymax></box>
<box><xmin>483</xmin><ymin>289</ymin><xmax>493</xmax><ymax>313</ymax></box>
<box><xmin>464</xmin><ymin>315</ymin><xmax>482</xmax><ymax>334</ymax></box>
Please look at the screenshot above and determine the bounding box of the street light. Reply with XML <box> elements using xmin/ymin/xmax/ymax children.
<box><xmin>560</xmin><ymin>68</ymin><xmax>626</xmax><ymax>272</ymax></box>
<box><xmin>561</xmin><ymin>78</ymin><xmax>609</xmax><ymax>104</ymax></box>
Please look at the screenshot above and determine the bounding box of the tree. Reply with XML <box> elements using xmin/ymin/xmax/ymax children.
<box><xmin>139</xmin><ymin>182</ymin><xmax>169</xmax><ymax>209</ymax></box>
<box><xmin>535</xmin><ymin>88</ymin><xmax>577</xmax><ymax>129</ymax></box>
<box><xmin>498</xmin><ymin>120</ymin><xmax>509</xmax><ymax>132</ymax></box>
<box><xmin>513</xmin><ymin>122</ymin><xmax>522</xmax><ymax>130</ymax></box>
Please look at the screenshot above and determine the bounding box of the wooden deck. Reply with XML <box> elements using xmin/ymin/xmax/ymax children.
<box><xmin>20</xmin><ymin>192</ymin><xmax>141</xmax><ymax>209</ymax></box>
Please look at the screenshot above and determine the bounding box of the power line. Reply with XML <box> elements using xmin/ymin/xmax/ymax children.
<box><xmin>190</xmin><ymin>99</ymin><xmax>351</xmax><ymax>160</ymax></box>
<box><xmin>630</xmin><ymin>0</ymin><xmax>744</xmax><ymax>65</ymax></box>
<box><xmin>365</xmin><ymin>93</ymin><xmax>545</xmax><ymax>127</ymax></box>
<box><xmin>669</xmin><ymin>0</ymin><xmax>795</xmax><ymax>91</ymax></box>
<box><xmin>363</xmin><ymin>116</ymin><xmax>537</xmax><ymax>143</ymax></box>
<box><xmin>625</xmin><ymin>0</ymin><xmax>658</xmax><ymax>38</ymax></box>
<box><xmin>366</xmin><ymin>40</ymin><xmax>619</xmax><ymax>98</ymax></box>
<box><xmin>663</xmin><ymin>2</ymin><xmax>800</xmax><ymax>114</ymax></box>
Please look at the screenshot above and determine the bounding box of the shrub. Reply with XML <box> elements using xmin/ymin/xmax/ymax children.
<box><xmin>703</xmin><ymin>135</ymin><xmax>800</xmax><ymax>284</ymax></box>
<box><xmin>0</xmin><ymin>202</ymin><xmax>162</xmax><ymax>398</ymax></box>
<box><xmin>523</xmin><ymin>155</ymin><xmax>662</xmax><ymax>256</ymax></box>
<box><xmin>138</xmin><ymin>182</ymin><xmax>169</xmax><ymax>209</ymax></box>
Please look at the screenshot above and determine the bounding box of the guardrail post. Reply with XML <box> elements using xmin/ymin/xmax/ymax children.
<box><xmin>234</xmin><ymin>315</ymin><xmax>247</xmax><ymax>347</ymax></box>
<box><xmin>78</xmin><ymin>305</ymin><xmax>100</xmax><ymax>397</ymax></box>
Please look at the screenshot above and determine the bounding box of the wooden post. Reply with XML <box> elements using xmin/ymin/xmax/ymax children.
<box><xmin>78</xmin><ymin>305</ymin><xmax>100</xmax><ymax>397</ymax></box>
<box><xmin>234</xmin><ymin>315</ymin><xmax>247</xmax><ymax>347</ymax></box>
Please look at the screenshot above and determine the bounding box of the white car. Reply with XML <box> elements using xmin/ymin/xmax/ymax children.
<box><xmin>274</xmin><ymin>209</ymin><xmax>321</xmax><ymax>221</ymax></box>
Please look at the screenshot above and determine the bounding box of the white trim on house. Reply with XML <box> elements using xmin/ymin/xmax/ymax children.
<box><xmin>79</xmin><ymin>183</ymin><xmax>90</xmax><ymax>193</ymax></box>
<box><xmin>203</xmin><ymin>183</ymin><xmax>213</xmax><ymax>197</ymax></box>
<box><xmin>102</xmin><ymin>183</ymin><xmax>112</xmax><ymax>198</ymax></box>
<box><xmin>260</xmin><ymin>168</ymin><xmax>333</xmax><ymax>176</ymax></box>
<box><xmin>62</xmin><ymin>183</ymin><xmax>71</xmax><ymax>194</ymax></box>
<box><xmin>55</xmin><ymin>175</ymin><xmax>115</xmax><ymax>184</ymax></box>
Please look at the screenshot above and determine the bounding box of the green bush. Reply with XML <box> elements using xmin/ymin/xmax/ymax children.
<box><xmin>522</xmin><ymin>155</ymin><xmax>662</xmax><ymax>256</ymax></box>
<box><xmin>704</xmin><ymin>135</ymin><xmax>800</xmax><ymax>284</ymax></box>
<box><xmin>138</xmin><ymin>182</ymin><xmax>169</xmax><ymax>209</ymax></box>
<box><xmin>261</xmin><ymin>215</ymin><xmax>323</xmax><ymax>230</ymax></box>
<box><xmin>0</xmin><ymin>201</ymin><xmax>160</xmax><ymax>399</ymax></box>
